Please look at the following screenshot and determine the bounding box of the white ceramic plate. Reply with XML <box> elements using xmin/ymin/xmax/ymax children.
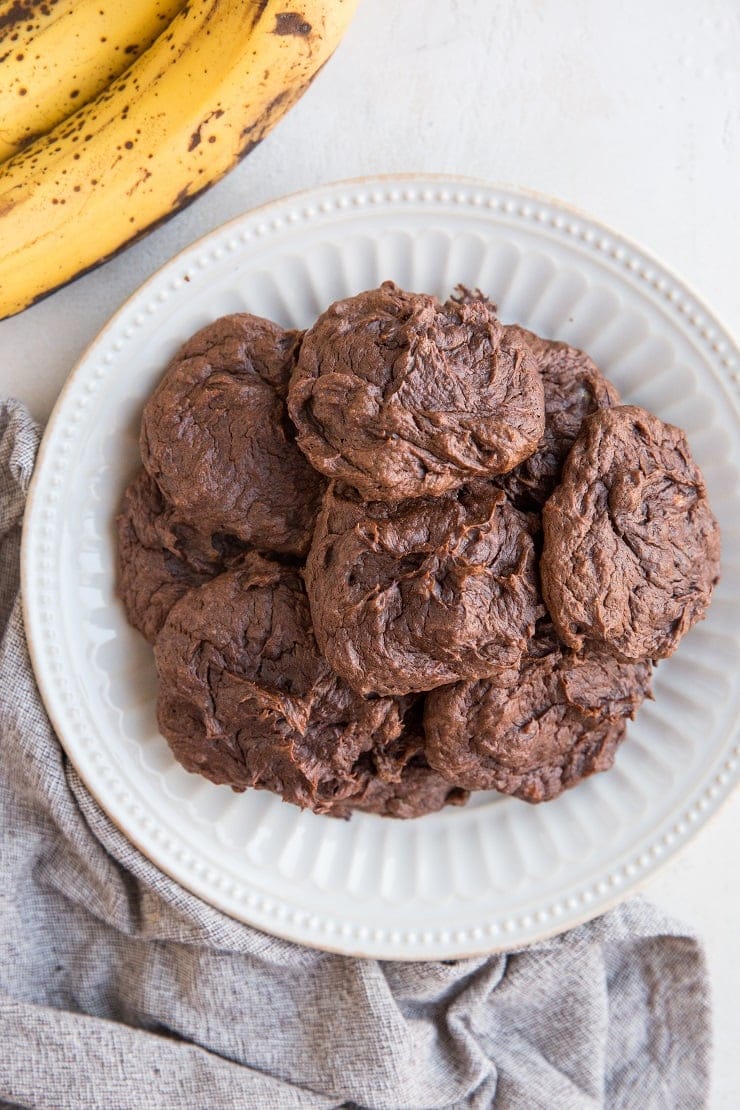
<box><xmin>22</xmin><ymin>176</ymin><xmax>740</xmax><ymax>960</ymax></box>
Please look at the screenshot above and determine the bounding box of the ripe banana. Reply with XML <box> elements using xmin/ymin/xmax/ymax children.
<box><xmin>0</xmin><ymin>0</ymin><xmax>359</xmax><ymax>320</ymax></box>
<box><xmin>0</xmin><ymin>0</ymin><xmax>187</xmax><ymax>162</ymax></box>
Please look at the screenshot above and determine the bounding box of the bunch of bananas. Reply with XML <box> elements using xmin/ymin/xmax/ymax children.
<box><xmin>0</xmin><ymin>0</ymin><xmax>358</xmax><ymax>320</ymax></box>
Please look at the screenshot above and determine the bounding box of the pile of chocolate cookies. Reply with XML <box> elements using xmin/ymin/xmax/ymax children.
<box><xmin>117</xmin><ymin>281</ymin><xmax>720</xmax><ymax>818</ymax></box>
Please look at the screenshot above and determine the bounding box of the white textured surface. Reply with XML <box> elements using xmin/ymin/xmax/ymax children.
<box><xmin>1</xmin><ymin>0</ymin><xmax>738</xmax><ymax>1102</ymax></box>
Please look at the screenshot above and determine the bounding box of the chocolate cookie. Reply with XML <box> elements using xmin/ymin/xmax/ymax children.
<box><xmin>424</xmin><ymin>620</ymin><xmax>652</xmax><ymax>803</ymax></box>
<box><xmin>305</xmin><ymin>482</ymin><xmax>539</xmax><ymax>696</ymax></box>
<box><xmin>116</xmin><ymin>470</ymin><xmax>227</xmax><ymax>644</ymax></box>
<box><xmin>541</xmin><ymin>405</ymin><xmax>721</xmax><ymax>661</ymax></box>
<box><xmin>498</xmin><ymin>326</ymin><xmax>620</xmax><ymax>509</ymax></box>
<box><xmin>153</xmin><ymin>554</ymin><xmax>460</xmax><ymax>817</ymax></box>
<box><xmin>140</xmin><ymin>313</ymin><xmax>324</xmax><ymax>557</ymax></box>
<box><xmin>288</xmin><ymin>282</ymin><xmax>545</xmax><ymax>501</ymax></box>
<box><xmin>346</xmin><ymin>728</ymin><xmax>469</xmax><ymax>818</ymax></box>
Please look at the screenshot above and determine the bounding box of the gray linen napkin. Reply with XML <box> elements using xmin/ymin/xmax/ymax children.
<box><xmin>0</xmin><ymin>400</ymin><xmax>710</xmax><ymax>1110</ymax></box>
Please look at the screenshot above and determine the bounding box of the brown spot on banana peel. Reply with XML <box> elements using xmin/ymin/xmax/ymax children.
<box><xmin>236</xmin><ymin>135</ymin><xmax>262</xmax><ymax>160</ymax></box>
<box><xmin>273</xmin><ymin>12</ymin><xmax>312</xmax><ymax>35</ymax></box>
<box><xmin>15</xmin><ymin>128</ymin><xmax>46</xmax><ymax>152</ymax></box>
<box><xmin>0</xmin><ymin>1</ymin><xmax>59</xmax><ymax>35</ymax></box>
<box><xmin>252</xmin><ymin>0</ymin><xmax>270</xmax><ymax>27</ymax></box>
<box><xmin>125</xmin><ymin>167</ymin><xmax>152</xmax><ymax>196</ymax></box>
<box><xmin>187</xmin><ymin>108</ymin><xmax>225</xmax><ymax>152</ymax></box>
<box><xmin>174</xmin><ymin>184</ymin><xmax>193</xmax><ymax>207</ymax></box>
<box><xmin>240</xmin><ymin>90</ymin><xmax>290</xmax><ymax>138</ymax></box>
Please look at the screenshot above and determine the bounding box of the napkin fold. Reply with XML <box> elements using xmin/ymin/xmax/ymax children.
<box><xmin>0</xmin><ymin>400</ymin><xmax>710</xmax><ymax>1110</ymax></box>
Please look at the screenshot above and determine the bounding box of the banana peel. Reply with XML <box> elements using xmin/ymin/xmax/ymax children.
<box><xmin>0</xmin><ymin>0</ymin><xmax>359</xmax><ymax>320</ymax></box>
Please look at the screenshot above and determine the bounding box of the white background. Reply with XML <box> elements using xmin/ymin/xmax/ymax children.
<box><xmin>0</xmin><ymin>0</ymin><xmax>737</xmax><ymax>1103</ymax></box>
